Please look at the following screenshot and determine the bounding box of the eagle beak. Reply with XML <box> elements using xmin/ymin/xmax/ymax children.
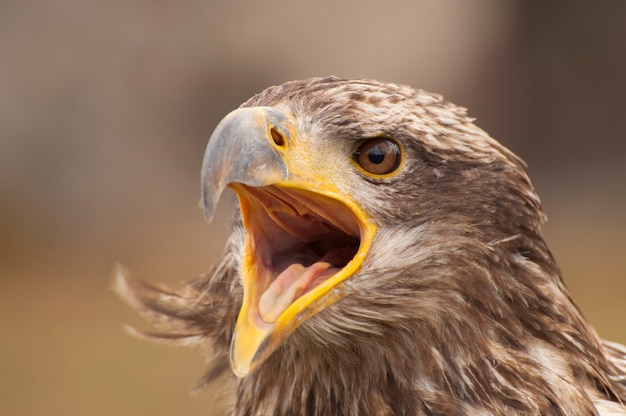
<box><xmin>202</xmin><ymin>107</ymin><xmax>376</xmax><ymax>377</ymax></box>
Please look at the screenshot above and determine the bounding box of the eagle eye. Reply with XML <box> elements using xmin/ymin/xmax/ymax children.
<box><xmin>354</xmin><ymin>137</ymin><xmax>401</xmax><ymax>176</ymax></box>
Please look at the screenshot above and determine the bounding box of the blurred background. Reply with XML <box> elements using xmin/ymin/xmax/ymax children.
<box><xmin>1</xmin><ymin>1</ymin><xmax>624</xmax><ymax>415</ymax></box>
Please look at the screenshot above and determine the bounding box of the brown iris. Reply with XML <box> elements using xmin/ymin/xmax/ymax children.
<box><xmin>354</xmin><ymin>138</ymin><xmax>401</xmax><ymax>175</ymax></box>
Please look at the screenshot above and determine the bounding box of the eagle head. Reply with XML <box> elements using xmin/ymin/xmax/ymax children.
<box><xmin>117</xmin><ymin>77</ymin><xmax>626</xmax><ymax>415</ymax></box>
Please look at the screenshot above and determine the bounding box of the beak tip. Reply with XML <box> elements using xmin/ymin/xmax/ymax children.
<box><xmin>202</xmin><ymin>211</ymin><xmax>215</xmax><ymax>223</ymax></box>
<box><xmin>231</xmin><ymin>362</ymin><xmax>251</xmax><ymax>378</ymax></box>
<box><xmin>200</xmin><ymin>192</ymin><xmax>218</xmax><ymax>223</ymax></box>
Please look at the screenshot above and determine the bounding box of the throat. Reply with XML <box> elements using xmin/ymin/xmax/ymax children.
<box><xmin>234</xmin><ymin>331</ymin><xmax>428</xmax><ymax>416</ymax></box>
<box><xmin>257</xmin><ymin>236</ymin><xmax>359</xmax><ymax>323</ymax></box>
<box><xmin>232</xmin><ymin>317</ymin><xmax>613</xmax><ymax>416</ymax></box>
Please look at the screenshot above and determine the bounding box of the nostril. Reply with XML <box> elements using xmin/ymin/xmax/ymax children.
<box><xmin>270</xmin><ymin>127</ymin><xmax>285</xmax><ymax>147</ymax></box>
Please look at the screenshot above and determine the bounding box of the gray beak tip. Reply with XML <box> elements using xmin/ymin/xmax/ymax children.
<box><xmin>201</xmin><ymin>205</ymin><xmax>215</xmax><ymax>223</ymax></box>
<box><xmin>200</xmin><ymin>185</ymin><xmax>220</xmax><ymax>223</ymax></box>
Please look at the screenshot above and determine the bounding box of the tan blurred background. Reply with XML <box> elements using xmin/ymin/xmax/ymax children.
<box><xmin>1</xmin><ymin>1</ymin><xmax>625</xmax><ymax>415</ymax></box>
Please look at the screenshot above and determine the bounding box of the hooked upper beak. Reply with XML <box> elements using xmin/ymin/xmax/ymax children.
<box><xmin>201</xmin><ymin>107</ymin><xmax>290</xmax><ymax>222</ymax></box>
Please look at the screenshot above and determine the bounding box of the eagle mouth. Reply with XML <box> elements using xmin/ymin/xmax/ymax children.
<box><xmin>233</xmin><ymin>184</ymin><xmax>363</xmax><ymax>324</ymax></box>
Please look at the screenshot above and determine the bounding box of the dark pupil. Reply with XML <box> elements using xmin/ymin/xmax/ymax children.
<box><xmin>367</xmin><ymin>146</ymin><xmax>385</xmax><ymax>164</ymax></box>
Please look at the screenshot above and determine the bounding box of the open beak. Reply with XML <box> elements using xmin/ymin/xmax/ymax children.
<box><xmin>202</xmin><ymin>107</ymin><xmax>376</xmax><ymax>377</ymax></box>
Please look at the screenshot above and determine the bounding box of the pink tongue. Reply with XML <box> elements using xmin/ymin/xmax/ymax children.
<box><xmin>259</xmin><ymin>262</ymin><xmax>334</xmax><ymax>323</ymax></box>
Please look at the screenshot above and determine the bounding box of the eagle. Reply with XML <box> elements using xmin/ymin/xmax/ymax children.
<box><xmin>116</xmin><ymin>77</ymin><xmax>626</xmax><ymax>415</ymax></box>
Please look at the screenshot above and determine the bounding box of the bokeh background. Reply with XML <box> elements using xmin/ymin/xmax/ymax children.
<box><xmin>1</xmin><ymin>1</ymin><xmax>625</xmax><ymax>415</ymax></box>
